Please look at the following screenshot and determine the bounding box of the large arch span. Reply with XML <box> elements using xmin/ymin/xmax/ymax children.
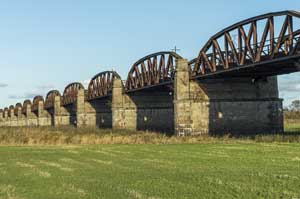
<box><xmin>191</xmin><ymin>10</ymin><xmax>300</xmax><ymax>79</ymax></box>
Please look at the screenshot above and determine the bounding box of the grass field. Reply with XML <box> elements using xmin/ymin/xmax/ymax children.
<box><xmin>0</xmin><ymin>143</ymin><xmax>300</xmax><ymax>199</ymax></box>
<box><xmin>285</xmin><ymin>121</ymin><xmax>300</xmax><ymax>133</ymax></box>
<box><xmin>0</xmin><ymin>124</ymin><xmax>300</xmax><ymax>199</ymax></box>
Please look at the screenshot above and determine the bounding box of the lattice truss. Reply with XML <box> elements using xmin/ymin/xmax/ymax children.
<box><xmin>191</xmin><ymin>11</ymin><xmax>300</xmax><ymax>77</ymax></box>
<box><xmin>44</xmin><ymin>90</ymin><xmax>61</xmax><ymax>109</ymax></box>
<box><xmin>126</xmin><ymin>52</ymin><xmax>182</xmax><ymax>91</ymax></box>
<box><xmin>62</xmin><ymin>83</ymin><xmax>85</xmax><ymax>105</ymax></box>
<box><xmin>87</xmin><ymin>71</ymin><xmax>120</xmax><ymax>100</ymax></box>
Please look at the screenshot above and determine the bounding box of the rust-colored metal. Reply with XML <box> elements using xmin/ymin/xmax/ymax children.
<box><xmin>45</xmin><ymin>90</ymin><xmax>61</xmax><ymax>109</ymax></box>
<box><xmin>22</xmin><ymin>100</ymin><xmax>31</xmax><ymax>115</ymax></box>
<box><xmin>32</xmin><ymin>96</ymin><xmax>44</xmax><ymax>112</ymax></box>
<box><xmin>14</xmin><ymin>103</ymin><xmax>22</xmax><ymax>116</ymax></box>
<box><xmin>192</xmin><ymin>10</ymin><xmax>300</xmax><ymax>78</ymax></box>
<box><xmin>87</xmin><ymin>71</ymin><xmax>121</xmax><ymax>100</ymax></box>
<box><xmin>62</xmin><ymin>82</ymin><xmax>85</xmax><ymax>105</ymax></box>
<box><xmin>126</xmin><ymin>51</ymin><xmax>182</xmax><ymax>92</ymax></box>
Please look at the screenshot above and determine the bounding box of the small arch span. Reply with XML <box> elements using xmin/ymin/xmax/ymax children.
<box><xmin>126</xmin><ymin>51</ymin><xmax>183</xmax><ymax>92</ymax></box>
<box><xmin>32</xmin><ymin>96</ymin><xmax>44</xmax><ymax>112</ymax></box>
<box><xmin>45</xmin><ymin>90</ymin><xmax>61</xmax><ymax>109</ymax></box>
<box><xmin>62</xmin><ymin>82</ymin><xmax>85</xmax><ymax>105</ymax></box>
<box><xmin>87</xmin><ymin>71</ymin><xmax>121</xmax><ymax>100</ymax></box>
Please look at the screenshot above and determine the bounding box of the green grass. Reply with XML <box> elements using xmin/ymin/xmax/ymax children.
<box><xmin>0</xmin><ymin>125</ymin><xmax>300</xmax><ymax>199</ymax></box>
<box><xmin>0</xmin><ymin>143</ymin><xmax>300</xmax><ymax>199</ymax></box>
<box><xmin>285</xmin><ymin>122</ymin><xmax>300</xmax><ymax>133</ymax></box>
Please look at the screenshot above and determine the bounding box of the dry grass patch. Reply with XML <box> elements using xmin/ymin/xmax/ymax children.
<box><xmin>15</xmin><ymin>162</ymin><xmax>51</xmax><ymax>178</ymax></box>
<box><xmin>0</xmin><ymin>184</ymin><xmax>23</xmax><ymax>199</ymax></box>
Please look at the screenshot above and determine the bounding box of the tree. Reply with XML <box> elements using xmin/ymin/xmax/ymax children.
<box><xmin>289</xmin><ymin>100</ymin><xmax>300</xmax><ymax>112</ymax></box>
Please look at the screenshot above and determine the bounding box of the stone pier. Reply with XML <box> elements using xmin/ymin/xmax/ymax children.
<box><xmin>174</xmin><ymin>59</ymin><xmax>283</xmax><ymax>135</ymax></box>
<box><xmin>36</xmin><ymin>101</ymin><xmax>52</xmax><ymax>126</ymax></box>
<box><xmin>112</xmin><ymin>78</ymin><xmax>137</xmax><ymax>131</ymax></box>
<box><xmin>54</xmin><ymin>96</ymin><xmax>72</xmax><ymax>126</ymax></box>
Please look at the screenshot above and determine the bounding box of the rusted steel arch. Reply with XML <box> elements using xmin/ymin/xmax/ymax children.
<box><xmin>126</xmin><ymin>51</ymin><xmax>183</xmax><ymax>92</ymax></box>
<box><xmin>14</xmin><ymin>103</ymin><xmax>22</xmax><ymax>116</ymax></box>
<box><xmin>32</xmin><ymin>96</ymin><xmax>44</xmax><ymax>112</ymax></box>
<box><xmin>192</xmin><ymin>10</ymin><xmax>300</xmax><ymax>78</ymax></box>
<box><xmin>45</xmin><ymin>90</ymin><xmax>61</xmax><ymax>109</ymax></box>
<box><xmin>87</xmin><ymin>71</ymin><xmax>121</xmax><ymax>100</ymax></box>
<box><xmin>62</xmin><ymin>82</ymin><xmax>85</xmax><ymax>105</ymax></box>
<box><xmin>188</xmin><ymin>58</ymin><xmax>197</xmax><ymax>72</ymax></box>
<box><xmin>22</xmin><ymin>100</ymin><xmax>32</xmax><ymax>114</ymax></box>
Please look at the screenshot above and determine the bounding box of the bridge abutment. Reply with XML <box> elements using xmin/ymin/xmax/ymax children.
<box><xmin>37</xmin><ymin>101</ymin><xmax>51</xmax><ymax>126</ymax></box>
<box><xmin>54</xmin><ymin>96</ymin><xmax>71</xmax><ymax>126</ymax></box>
<box><xmin>112</xmin><ymin>78</ymin><xmax>137</xmax><ymax>131</ymax></box>
<box><xmin>174</xmin><ymin>59</ymin><xmax>195</xmax><ymax>135</ymax></box>
<box><xmin>25</xmin><ymin>104</ymin><xmax>37</xmax><ymax>127</ymax></box>
<box><xmin>174</xmin><ymin>59</ymin><xmax>211</xmax><ymax>136</ymax></box>
<box><xmin>76</xmin><ymin>89</ymin><xmax>87</xmax><ymax>127</ymax></box>
<box><xmin>9</xmin><ymin>108</ymin><xmax>17</xmax><ymax>127</ymax></box>
<box><xmin>3</xmin><ymin>110</ymin><xmax>9</xmax><ymax>126</ymax></box>
<box><xmin>15</xmin><ymin>107</ymin><xmax>25</xmax><ymax>126</ymax></box>
<box><xmin>0</xmin><ymin>111</ymin><xmax>3</xmax><ymax>127</ymax></box>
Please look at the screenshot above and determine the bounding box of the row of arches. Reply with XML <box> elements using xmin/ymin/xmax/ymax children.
<box><xmin>1</xmin><ymin>10</ymin><xmax>300</xmax><ymax>117</ymax></box>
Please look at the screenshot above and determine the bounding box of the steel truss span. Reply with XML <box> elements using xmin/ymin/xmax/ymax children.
<box><xmin>45</xmin><ymin>90</ymin><xmax>61</xmax><ymax>109</ymax></box>
<box><xmin>62</xmin><ymin>83</ymin><xmax>85</xmax><ymax>106</ymax></box>
<box><xmin>126</xmin><ymin>51</ymin><xmax>182</xmax><ymax>92</ymax></box>
<box><xmin>192</xmin><ymin>10</ymin><xmax>300</xmax><ymax>79</ymax></box>
<box><xmin>87</xmin><ymin>71</ymin><xmax>121</xmax><ymax>100</ymax></box>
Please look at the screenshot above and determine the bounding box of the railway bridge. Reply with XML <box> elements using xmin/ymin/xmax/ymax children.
<box><xmin>1</xmin><ymin>11</ymin><xmax>300</xmax><ymax>135</ymax></box>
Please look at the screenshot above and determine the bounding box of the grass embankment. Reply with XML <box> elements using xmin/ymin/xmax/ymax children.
<box><xmin>0</xmin><ymin>143</ymin><xmax>299</xmax><ymax>199</ymax></box>
<box><xmin>285</xmin><ymin>119</ymin><xmax>300</xmax><ymax>133</ymax></box>
<box><xmin>0</xmin><ymin>124</ymin><xmax>300</xmax><ymax>145</ymax></box>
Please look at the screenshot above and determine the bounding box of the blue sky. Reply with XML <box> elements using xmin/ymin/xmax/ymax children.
<box><xmin>0</xmin><ymin>0</ymin><xmax>299</xmax><ymax>107</ymax></box>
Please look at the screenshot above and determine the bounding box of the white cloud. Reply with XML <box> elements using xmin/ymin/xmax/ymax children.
<box><xmin>81</xmin><ymin>79</ymin><xmax>90</xmax><ymax>89</ymax></box>
<box><xmin>278</xmin><ymin>78</ymin><xmax>300</xmax><ymax>107</ymax></box>
<box><xmin>279</xmin><ymin>82</ymin><xmax>300</xmax><ymax>92</ymax></box>
<box><xmin>0</xmin><ymin>83</ymin><xmax>8</xmax><ymax>88</ymax></box>
<box><xmin>8</xmin><ymin>92</ymin><xmax>41</xmax><ymax>100</ymax></box>
<box><xmin>36</xmin><ymin>84</ymin><xmax>55</xmax><ymax>90</ymax></box>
